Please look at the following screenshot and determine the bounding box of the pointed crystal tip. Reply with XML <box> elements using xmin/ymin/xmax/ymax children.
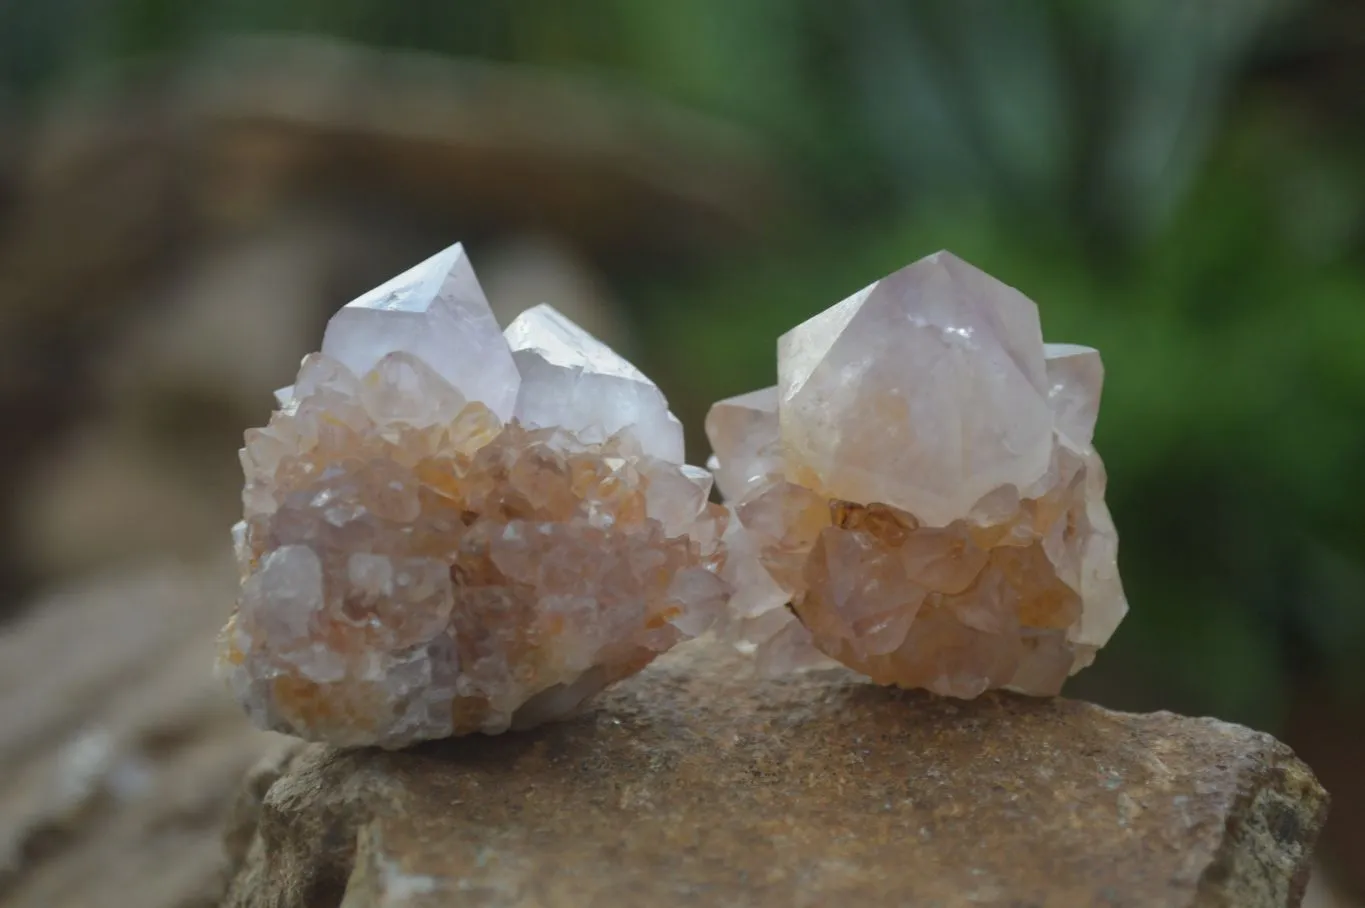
<box><xmin>506</xmin><ymin>304</ymin><xmax>685</xmax><ymax>462</ymax></box>
<box><xmin>320</xmin><ymin>243</ymin><xmax>521</xmax><ymax>420</ymax></box>
<box><xmin>776</xmin><ymin>250</ymin><xmax>1053</xmax><ymax>527</ymax></box>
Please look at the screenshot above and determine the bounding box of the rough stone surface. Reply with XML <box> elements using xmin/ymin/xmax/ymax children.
<box><xmin>222</xmin><ymin>642</ymin><xmax>1328</xmax><ymax>908</ymax></box>
<box><xmin>0</xmin><ymin>557</ymin><xmax>283</xmax><ymax>908</ymax></box>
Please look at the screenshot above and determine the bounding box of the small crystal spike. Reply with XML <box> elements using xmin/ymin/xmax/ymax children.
<box><xmin>505</xmin><ymin>304</ymin><xmax>685</xmax><ymax>462</ymax></box>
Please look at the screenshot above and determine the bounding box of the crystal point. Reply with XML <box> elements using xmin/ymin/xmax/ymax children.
<box><xmin>506</xmin><ymin>304</ymin><xmax>685</xmax><ymax>462</ymax></box>
<box><xmin>320</xmin><ymin>243</ymin><xmax>520</xmax><ymax>420</ymax></box>
<box><xmin>1044</xmin><ymin>343</ymin><xmax>1103</xmax><ymax>447</ymax></box>
<box><xmin>778</xmin><ymin>251</ymin><xmax>1053</xmax><ymax>527</ymax></box>
<box><xmin>704</xmin><ymin>386</ymin><xmax>780</xmax><ymax>501</ymax></box>
<box><xmin>708</xmin><ymin>250</ymin><xmax>1128</xmax><ymax>696</ymax></box>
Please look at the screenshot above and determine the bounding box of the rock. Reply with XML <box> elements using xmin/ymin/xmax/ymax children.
<box><xmin>0</xmin><ymin>558</ymin><xmax>284</xmax><ymax>908</ymax></box>
<box><xmin>223</xmin><ymin>642</ymin><xmax>1327</xmax><ymax>908</ymax></box>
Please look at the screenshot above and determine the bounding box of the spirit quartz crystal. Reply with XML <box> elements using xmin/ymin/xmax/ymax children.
<box><xmin>706</xmin><ymin>251</ymin><xmax>1128</xmax><ymax>696</ymax></box>
<box><xmin>218</xmin><ymin>244</ymin><xmax>730</xmax><ymax>747</ymax></box>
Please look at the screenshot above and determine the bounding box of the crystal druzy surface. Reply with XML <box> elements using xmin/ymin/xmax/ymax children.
<box><xmin>219</xmin><ymin>244</ymin><xmax>729</xmax><ymax>747</ymax></box>
<box><xmin>706</xmin><ymin>251</ymin><xmax>1128</xmax><ymax>696</ymax></box>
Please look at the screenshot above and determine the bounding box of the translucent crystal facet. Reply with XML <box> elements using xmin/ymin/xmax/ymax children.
<box><xmin>320</xmin><ymin>243</ymin><xmax>521</xmax><ymax>421</ymax></box>
<box><xmin>219</xmin><ymin>246</ymin><xmax>729</xmax><ymax>748</ymax></box>
<box><xmin>704</xmin><ymin>386</ymin><xmax>781</xmax><ymax>501</ymax></box>
<box><xmin>778</xmin><ymin>251</ymin><xmax>1053</xmax><ymax>528</ymax></box>
<box><xmin>1044</xmin><ymin>343</ymin><xmax>1103</xmax><ymax>448</ymax></box>
<box><xmin>505</xmin><ymin>304</ymin><xmax>685</xmax><ymax>462</ymax></box>
<box><xmin>708</xmin><ymin>250</ymin><xmax>1128</xmax><ymax>697</ymax></box>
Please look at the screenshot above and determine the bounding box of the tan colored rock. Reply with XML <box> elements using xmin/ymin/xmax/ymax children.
<box><xmin>223</xmin><ymin>641</ymin><xmax>1327</xmax><ymax>908</ymax></box>
<box><xmin>0</xmin><ymin>557</ymin><xmax>283</xmax><ymax>908</ymax></box>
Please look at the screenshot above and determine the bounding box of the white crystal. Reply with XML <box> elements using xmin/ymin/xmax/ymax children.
<box><xmin>320</xmin><ymin>243</ymin><xmax>520</xmax><ymax>420</ymax></box>
<box><xmin>505</xmin><ymin>304</ymin><xmax>685</xmax><ymax>462</ymax></box>
<box><xmin>360</xmin><ymin>352</ymin><xmax>468</xmax><ymax>428</ymax></box>
<box><xmin>295</xmin><ymin>352</ymin><xmax>362</xmax><ymax>402</ymax></box>
<box><xmin>777</xmin><ymin>251</ymin><xmax>1053</xmax><ymax>527</ymax></box>
<box><xmin>644</xmin><ymin>464</ymin><xmax>713</xmax><ymax>537</ymax></box>
<box><xmin>1069</xmin><ymin>450</ymin><xmax>1128</xmax><ymax>649</ymax></box>
<box><xmin>240</xmin><ymin>544</ymin><xmax>324</xmax><ymax>648</ymax></box>
<box><xmin>718</xmin><ymin>512</ymin><xmax>788</xmax><ymax>619</ymax></box>
<box><xmin>704</xmin><ymin>386</ymin><xmax>781</xmax><ymax>501</ymax></box>
<box><xmin>1044</xmin><ymin>343</ymin><xmax>1103</xmax><ymax>448</ymax></box>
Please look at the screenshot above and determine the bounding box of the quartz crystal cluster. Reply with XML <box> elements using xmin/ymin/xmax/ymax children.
<box><xmin>218</xmin><ymin>244</ymin><xmax>729</xmax><ymax>747</ymax></box>
<box><xmin>706</xmin><ymin>251</ymin><xmax>1128</xmax><ymax>696</ymax></box>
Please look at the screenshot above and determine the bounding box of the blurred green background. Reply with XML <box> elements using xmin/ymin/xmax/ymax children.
<box><xmin>0</xmin><ymin>0</ymin><xmax>1362</xmax><ymax>901</ymax></box>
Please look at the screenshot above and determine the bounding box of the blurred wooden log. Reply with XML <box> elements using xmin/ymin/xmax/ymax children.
<box><xmin>183</xmin><ymin>35</ymin><xmax>787</xmax><ymax>257</ymax></box>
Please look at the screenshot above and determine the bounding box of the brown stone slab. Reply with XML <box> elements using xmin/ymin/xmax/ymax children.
<box><xmin>223</xmin><ymin>642</ymin><xmax>1327</xmax><ymax>907</ymax></box>
<box><xmin>0</xmin><ymin>558</ymin><xmax>285</xmax><ymax>908</ymax></box>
